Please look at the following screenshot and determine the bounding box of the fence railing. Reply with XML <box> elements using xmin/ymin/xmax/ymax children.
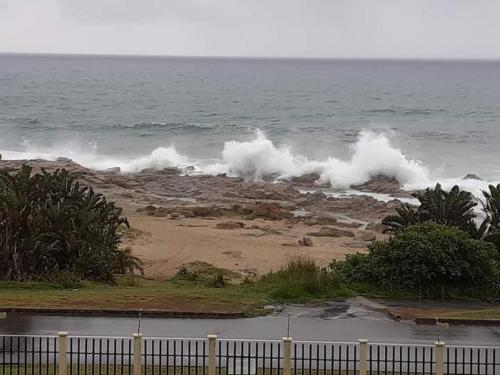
<box><xmin>1</xmin><ymin>333</ymin><xmax>499</xmax><ymax>375</ymax></box>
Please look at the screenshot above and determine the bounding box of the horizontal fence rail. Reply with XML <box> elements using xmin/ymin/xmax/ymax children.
<box><xmin>1</xmin><ymin>333</ymin><xmax>499</xmax><ymax>375</ymax></box>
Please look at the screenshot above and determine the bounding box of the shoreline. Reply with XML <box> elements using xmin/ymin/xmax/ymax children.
<box><xmin>0</xmin><ymin>158</ymin><xmax>397</xmax><ymax>279</ymax></box>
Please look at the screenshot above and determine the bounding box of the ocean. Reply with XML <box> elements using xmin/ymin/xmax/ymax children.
<box><xmin>1</xmin><ymin>53</ymin><xmax>500</xmax><ymax>195</ymax></box>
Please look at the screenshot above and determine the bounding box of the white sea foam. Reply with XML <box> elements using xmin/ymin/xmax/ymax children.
<box><xmin>203</xmin><ymin>129</ymin><xmax>432</xmax><ymax>189</ymax></box>
<box><xmin>1</xmin><ymin>129</ymin><xmax>499</xmax><ymax>198</ymax></box>
<box><xmin>0</xmin><ymin>140</ymin><xmax>188</xmax><ymax>173</ymax></box>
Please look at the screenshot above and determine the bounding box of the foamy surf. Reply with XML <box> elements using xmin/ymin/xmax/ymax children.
<box><xmin>1</xmin><ymin>129</ymin><xmax>499</xmax><ymax>198</ymax></box>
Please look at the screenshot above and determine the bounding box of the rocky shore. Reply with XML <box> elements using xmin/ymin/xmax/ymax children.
<box><xmin>0</xmin><ymin>159</ymin><xmax>409</xmax><ymax>279</ymax></box>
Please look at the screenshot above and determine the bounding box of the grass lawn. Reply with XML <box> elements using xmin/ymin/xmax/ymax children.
<box><xmin>0</xmin><ymin>278</ymin><xmax>352</xmax><ymax>317</ymax></box>
<box><xmin>0</xmin><ymin>278</ymin><xmax>270</xmax><ymax>316</ymax></box>
<box><xmin>440</xmin><ymin>308</ymin><xmax>500</xmax><ymax>320</ymax></box>
<box><xmin>0</xmin><ymin>260</ymin><xmax>356</xmax><ymax>317</ymax></box>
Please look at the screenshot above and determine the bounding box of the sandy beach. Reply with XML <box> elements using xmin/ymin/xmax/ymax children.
<box><xmin>123</xmin><ymin>213</ymin><xmax>379</xmax><ymax>279</ymax></box>
<box><xmin>0</xmin><ymin>158</ymin><xmax>398</xmax><ymax>280</ymax></box>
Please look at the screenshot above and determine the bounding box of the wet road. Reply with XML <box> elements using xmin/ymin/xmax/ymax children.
<box><xmin>1</xmin><ymin>302</ymin><xmax>500</xmax><ymax>346</ymax></box>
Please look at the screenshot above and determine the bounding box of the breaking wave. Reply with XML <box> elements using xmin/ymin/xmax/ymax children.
<box><xmin>1</xmin><ymin>129</ymin><xmax>498</xmax><ymax>197</ymax></box>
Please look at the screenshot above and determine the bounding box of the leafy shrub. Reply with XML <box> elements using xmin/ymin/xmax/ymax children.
<box><xmin>338</xmin><ymin>223</ymin><xmax>500</xmax><ymax>296</ymax></box>
<box><xmin>176</xmin><ymin>266</ymin><xmax>201</xmax><ymax>281</ymax></box>
<box><xmin>116</xmin><ymin>274</ymin><xmax>144</xmax><ymax>287</ymax></box>
<box><xmin>52</xmin><ymin>271</ymin><xmax>82</xmax><ymax>289</ymax></box>
<box><xmin>206</xmin><ymin>272</ymin><xmax>226</xmax><ymax>288</ymax></box>
<box><xmin>0</xmin><ymin>165</ymin><xmax>142</xmax><ymax>282</ymax></box>
<box><xmin>262</xmin><ymin>257</ymin><xmax>342</xmax><ymax>300</ymax></box>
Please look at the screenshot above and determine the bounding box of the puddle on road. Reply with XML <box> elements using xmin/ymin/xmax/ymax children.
<box><xmin>274</xmin><ymin>299</ymin><xmax>390</xmax><ymax>321</ymax></box>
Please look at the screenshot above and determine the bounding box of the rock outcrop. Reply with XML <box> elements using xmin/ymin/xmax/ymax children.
<box><xmin>252</xmin><ymin>202</ymin><xmax>290</xmax><ymax>220</ymax></box>
<box><xmin>0</xmin><ymin>158</ymin><xmax>399</xmax><ymax>238</ymax></box>
<box><xmin>352</xmin><ymin>175</ymin><xmax>401</xmax><ymax>194</ymax></box>
<box><xmin>308</xmin><ymin>226</ymin><xmax>356</xmax><ymax>237</ymax></box>
<box><xmin>216</xmin><ymin>221</ymin><xmax>246</xmax><ymax>230</ymax></box>
<box><xmin>298</xmin><ymin>237</ymin><xmax>314</xmax><ymax>246</ymax></box>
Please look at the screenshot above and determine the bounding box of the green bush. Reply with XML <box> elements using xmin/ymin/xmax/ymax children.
<box><xmin>261</xmin><ymin>257</ymin><xmax>342</xmax><ymax>300</ymax></box>
<box><xmin>0</xmin><ymin>165</ymin><xmax>142</xmax><ymax>283</ymax></box>
<box><xmin>52</xmin><ymin>271</ymin><xmax>82</xmax><ymax>289</ymax></box>
<box><xmin>338</xmin><ymin>223</ymin><xmax>500</xmax><ymax>296</ymax></box>
<box><xmin>176</xmin><ymin>266</ymin><xmax>201</xmax><ymax>281</ymax></box>
<box><xmin>115</xmin><ymin>274</ymin><xmax>144</xmax><ymax>287</ymax></box>
<box><xmin>206</xmin><ymin>272</ymin><xmax>226</xmax><ymax>288</ymax></box>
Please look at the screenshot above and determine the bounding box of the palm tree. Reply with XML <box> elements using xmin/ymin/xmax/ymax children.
<box><xmin>483</xmin><ymin>184</ymin><xmax>500</xmax><ymax>248</ymax></box>
<box><xmin>483</xmin><ymin>184</ymin><xmax>500</xmax><ymax>228</ymax></box>
<box><xmin>417</xmin><ymin>184</ymin><xmax>478</xmax><ymax>235</ymax></box>
<box><xmin>382</xmin><ymin>183</ymin><xmax>478</xmax><ymax>236</ymax></box>
<box><xmin>382</xmin><ymin>204</ymin><xmax>419</xmax><ymax>233</ymax></box>
<box><xmin>0</xmin><ymin>165</ymin><xmax>142</xmax><ymax>282</ymax></box>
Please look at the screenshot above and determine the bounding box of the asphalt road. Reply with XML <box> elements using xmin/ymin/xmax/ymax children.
<box><xmin>2</xmin><ymin>301</ymin><xmax>500</xmax><ymax>346</ymax></box>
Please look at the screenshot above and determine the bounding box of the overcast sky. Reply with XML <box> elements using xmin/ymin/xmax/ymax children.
<box><xmin>1</xmin><ymin>0</ymin><xmax>500</xmax><ymax>59</ymax></box>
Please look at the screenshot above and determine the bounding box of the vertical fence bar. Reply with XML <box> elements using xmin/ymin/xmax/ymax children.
<box><xmin>359</xmin><ymin>339</ymin><xmax>368</xmax><ymax>375</ymax></box>
<box><xmin>435</xmin><ymin>341</ymin><xmax>445</xmax><ymax>375</ymax></box>
<box><xmin>283</xmin><ymin>337</ymin><xmax>292</xmax><ymax>375</ymax></box>
<box><xmin>208</xmin><ymin>335</ymin><xmax>217</xmax><ymax>375</ymax></box>
<box><xmin>133</xmin><ymin>334</ymin><xmax>142</xmax><ymax>375</ymax></box>
<box><xmin>58</xmin><ymin>332</ymin><xmax>68</xmax><ymax>375</ymax></box>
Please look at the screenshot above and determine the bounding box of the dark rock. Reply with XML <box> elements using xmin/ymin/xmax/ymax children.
<box><xmin>308</xmin><ymin>226</ymin><xmax>356</xmax><ymax>237</ymax></box>
<box><xmin>352</xmin><ymin>175</ymin><xmax>402</xmax><ymax>194</ymax></box>
<box><xmin>290</xmin><ymin>173</ymin><xmax>320</xmax><ymax>186</ymax></box>
<box><xmin>298</xmin><ymin>237</ymin><xmax>314</xmax><ymax>246</ymax></box>
<box><xmin>139</xmin><ymin>167</ymin><xmax>182</xmax><ymax>175</ymax></box>
<box><xmin>252</xmin><ymin>202</ymin><xmax>290</xmax><ymax>220</ymax></box>
<box><xmin>190</xmin><ymin>206</ymin><xmax>221</xmax><ymax>217</ymax></box>
<box><xmin>216</xmin><ymin>221</ymin><xmax>246</xmax><ymax>230</ymax></box>
<box><xmin>304</xmin><ymin>216</ymin><xmax>338</xmax><ymax>226</ymax></box>
<box><xmin>297</xmin><ymin>190</ymin><xmax>328</xmax><ymax>206</ymax></box>
<box><xmin>154</xmin><ymin>207</ymin><xmax>170</xmax><ymax>217</ymax></box>
<box><xmin>463</xmin><ymin>173</ymin><xmax>482</xmax><ymax>181</ymax></box>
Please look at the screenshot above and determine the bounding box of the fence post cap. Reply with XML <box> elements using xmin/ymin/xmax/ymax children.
<box><xmin>133</xmin><ymin>333</ymin><xmax>143</xmax><ymax>338</ymax></box>
<box><xmin>282</xmin><ymin>336</ymin><xmax>293</xmax><ymax>342</ymax></box>
<box><xmin>358</xmin><ymin>339</ymin><xmax>368</xmax><ymax>344</ymax></box>
<box><xmin>435</xmin><ymin>341</ymin><xmax>445</xmax><ymax>346</ymax></box>
<box><xmin>58</xmin><ymin>331</ymin><xmax>68</xmax><ymax>337</ymax></box>
<box><xmin>207</xmin><ymin>334</ymin><xmax>218</xmax><ymax>340</ymax></box>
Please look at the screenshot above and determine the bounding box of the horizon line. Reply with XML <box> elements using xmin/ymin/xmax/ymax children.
<box><xmin>1</xmin><ymin>51</ymin><xmax>500</xmax><ymax>63</ymax></box>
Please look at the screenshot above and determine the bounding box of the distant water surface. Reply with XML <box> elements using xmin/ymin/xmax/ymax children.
<box><xmin>1</xmin><ymin>54</ymin><xmax>500</xmax><ymax>191</ymax></box>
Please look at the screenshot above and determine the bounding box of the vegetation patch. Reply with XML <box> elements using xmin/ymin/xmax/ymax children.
<box><xmin>337</xmin><ymin>223</ymin><xmax>500</xmax><ymax>298</ymax></box>
<box><xmin>259</xmin><ymin>257</ymin><xmax>350</xmax><ymax>302</ymax></box>
<box><xmin>0</xmin><ymin>166</ymin><xmax>142</xmax><ymax>283</ymax></box>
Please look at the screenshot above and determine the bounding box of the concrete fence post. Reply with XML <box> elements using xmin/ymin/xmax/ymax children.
<box><xmin>58</xmin><ymin>331</ymin><xmax>68</xmax><ymax>375</ymax></box>
<box><xmin>358</xmin><ymin>339</ymin><xmax>368</xmax><ymax>375</ymax></box>
<box><xmin>208</xmin><ymin>335</ymin><xmax>217</xmax><ymax>375</ymax></box>
<box><xmin>133</xmin><ymin>333</ymin><xmax>143</xmax><ymax>375</ymax></box>
<box><xmin>435</xmin><ymin>341</ymin><xmax>445</xmax><ymax>375</ymax></box>
<box><xmin>283</xmin><ymin>336</ymin><xmax>292</xmax><ymax>375</ymax></box>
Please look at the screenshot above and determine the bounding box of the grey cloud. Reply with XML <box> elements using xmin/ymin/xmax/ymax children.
<box><xmin>1</xmin><ymin>0</ymin><xmax>500</xmax><ymax>58</ymax></box>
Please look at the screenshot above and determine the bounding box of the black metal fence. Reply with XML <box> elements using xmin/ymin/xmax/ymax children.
<box><xmin>0</xmin><ymin>334</ymin><xmax>499</xmax><ymax>375</ymax></box>
<box><xmin>68</xmin><ymin>336</ymin><xmax>133</xmax><ymax>375</ymax></box>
